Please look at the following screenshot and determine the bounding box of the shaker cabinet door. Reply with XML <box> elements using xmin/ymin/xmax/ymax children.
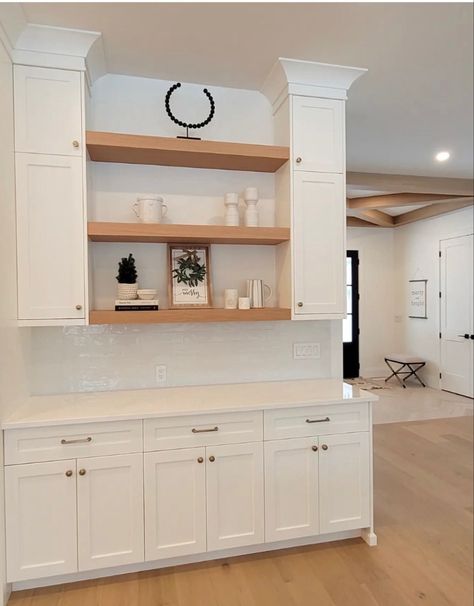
<box><xmin>293</xmin><ymin>171</ymin><xmax>345</xmax><ymax>317</ymax></box>
<box><xmin>319</xmin><ymin>432</ymin><xmax>371</xmax><ymax>533</ymax></box>
<box><xmin>77</xmin><ymin>454</ymin><xmax>144</xmax><ymax>571</ymax></box>
<box><xmin>14</xmin><ymin>65</ymin><xmax>83</xmax><ymax>156</ymax></box>
<box><xmin>292</xmin><ymin>96</ymin><xmax>344</xmax><ymax>174</ymax></box>
<box><xmin>264</xmin><ymin>438</ymin><xmax>319</xmax><ymax>542</ymax></box>
<box><xmin>144</xmin><ymin>448</ymin><xmax>207</xmax><ymax>561</ymax></box>
<box><xmin>5</xmin><ymin>460</ymin><xmax>78</xmax><ymax>582</ymax></box>
<box><xmin>16</xmin><ymin>153</ymin><xmax>86</xmax><ymax>321</ymax></box>
<box><xmin>206</xmin><ymin>442</ymin><xmax>264</xmax><ymax>551</ymax></box>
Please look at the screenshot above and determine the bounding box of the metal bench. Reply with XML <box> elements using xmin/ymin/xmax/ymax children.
<box><xmin>384</xmin><ymin>354</ymin><xmax>426</xmax><ymax>388</ymax></box>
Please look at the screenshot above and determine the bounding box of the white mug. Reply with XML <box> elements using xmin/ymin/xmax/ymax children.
<box><xmin>246</xmin><ymin>279</ymin><xmax>272</xmax><ymax>308</ymax></box>
<box><xmin>133</xmin><ymin>195</ymin><xmax>167</xmax><ymax>223</ymax></box>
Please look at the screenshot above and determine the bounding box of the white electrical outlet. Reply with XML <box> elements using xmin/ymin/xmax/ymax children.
<box><xmin>293</xmin><ymin>342</ymin><xmax>321</xmax><ymax>360</ymax></box>
<box><xmin>155</xmin><ymin>365</ymin><xmax>167</xmax><ymax>385</ymax></box>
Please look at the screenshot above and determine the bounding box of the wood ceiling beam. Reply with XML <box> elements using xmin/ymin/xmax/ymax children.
<box><xmin>347</xmin><ymin>172</ymin><xmax>474</xmax><ymax>196</ymax></box>
<box><xmin>347</xmin><ymin>217</ymin><xmax>381</xmax><ymax>228</ymax></box>
<box><xmin>356</xmin><ymin>209</ymin><xmax>395</xmax><ymax>227</ymax></box>
<box><xmin>347</xmin><ymin>193</ymin><xmax>465</xmax><ymax>210</ymax></box>
<box><xmin>393</xmin><ymin>198</ymin><xmax>473</xmax><ymax>226</ymax></box>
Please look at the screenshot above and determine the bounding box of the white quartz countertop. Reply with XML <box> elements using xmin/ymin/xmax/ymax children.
<box><xmin>2</xmin><ymin>379</ymin><xmax>378</xmax><ymax>429</ymax></box>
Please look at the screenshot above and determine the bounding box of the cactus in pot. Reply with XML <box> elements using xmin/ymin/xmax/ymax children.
<box><xmin>116</xmin><ymin>253</ymin><xmax>138</xmax><ymax>300</ymax></box>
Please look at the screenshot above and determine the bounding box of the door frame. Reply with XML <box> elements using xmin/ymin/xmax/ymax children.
<box><xmin>343</xmin><ymin>250</ymin><xmax>360</xmax><ymax>378</ymax></box>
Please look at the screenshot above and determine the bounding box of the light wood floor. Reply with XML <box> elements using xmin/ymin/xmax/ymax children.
<box><xmin>9</xmin><ymin>416</ymin><xmax>474</xmax><ymax>606</ymax></box>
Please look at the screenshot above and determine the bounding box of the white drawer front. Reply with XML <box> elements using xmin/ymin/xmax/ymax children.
<box><xmin>4</xmin><ymin>421</ymin><xmax>143</xmax><ymax>465</ymax></box>
<box><xmin>264</xmin><ymin>403</ymin><xmax>369</xmax><ymax>440</ymax></box>
<box><xmin>144</xmin><ymin>411</ymin><xmax>263</xmax><ymax>451</ymax></box>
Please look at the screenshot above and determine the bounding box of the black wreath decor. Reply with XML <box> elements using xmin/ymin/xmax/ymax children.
<box><xmin>165</xmin><ymin>82</ymin><xmax>215</xmax><ymax>140</ymax></box>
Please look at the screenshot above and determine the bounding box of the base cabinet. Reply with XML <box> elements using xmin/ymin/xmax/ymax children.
<box><xmin>5</xmin><ymin>460</ymin><xmax>78</xmax><ymax>582</ymax></box>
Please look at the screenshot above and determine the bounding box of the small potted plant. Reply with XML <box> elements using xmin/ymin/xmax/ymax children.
<box><xmin>116</xmin><ymin>253</ymin><xmax>138</xmax><ymax>300</ymax></box>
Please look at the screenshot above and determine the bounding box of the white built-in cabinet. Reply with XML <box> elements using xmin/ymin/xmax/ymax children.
<box><xmin>14</xmin><ymin>65</ymin><xmax>86</xmax><ymax>324</ymax></box>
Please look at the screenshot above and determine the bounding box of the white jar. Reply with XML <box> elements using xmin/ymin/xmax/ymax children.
<box><xmin>224</xmin><ymin>193</ymin><xmax>239</xmax><ymax>226</ymax></box>
<box><xmin>244</xmin><ymin>187</ymin><xmax>259</xmax><ymax>227</ymax></box>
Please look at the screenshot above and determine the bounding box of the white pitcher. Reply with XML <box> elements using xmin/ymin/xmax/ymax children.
<box><xmin>133</xmin><ymin>195</ymin><xmax>167</xmax><ymax>223</ymax></box>
<box><xmin>246</xmin><ymin>279</ymin><xmax>272</xmax><ymax>308</ymax></box>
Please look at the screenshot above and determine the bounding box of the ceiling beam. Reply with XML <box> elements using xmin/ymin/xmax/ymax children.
<box><xmin>393</xmin><ymin>198</ymin><xmax>473</xmax><ymax>226</ymax></box>
<box><xmin>347</xmin><ymin>217</ymin><xmax>381</xmax><ymax>228</ymax></box>
<box><xmin>356</xmin><ymin>209</ymin><xmax>395</xmax><ymax>227</ymax></box>
<box><xmin>347</xmin><ymin>193</ymin><xmax>466</xmax><ymax>210</ymax></box>
<box><xmin>347</xmin><ymin>172</ymin><xmax>474</xmax><ymax>196</ymax></box>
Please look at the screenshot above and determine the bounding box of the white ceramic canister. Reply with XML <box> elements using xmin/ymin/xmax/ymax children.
<box><xmin>133</xmin><ymin>194</ymin><xmax>167</xmax><ymax>223</ymax></box>
<box><xmin>224</xmin><ymin>289</ymin><xmax>239</xmax><ymax>309</ymax></box>
<box><xmin>224</xmin><ymin>192</ymin><xmax>240</xmax><ymax>226</ymax></box>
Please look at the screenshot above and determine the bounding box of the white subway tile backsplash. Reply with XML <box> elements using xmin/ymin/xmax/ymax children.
<box><xmin>29</xmin><ymin>321</ymin><xmax>339</xmax><ymax>395</ymax></box>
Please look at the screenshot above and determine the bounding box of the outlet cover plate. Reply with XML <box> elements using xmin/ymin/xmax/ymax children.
<box><xmin>155</xmin><ymin>365</ymin><xmax>167</xmax><ymax>385</ymax></box>
<box><xmin>293</xmin><ymin>342</ymin><xmax>320</xmax><ymax>360</ymax></box>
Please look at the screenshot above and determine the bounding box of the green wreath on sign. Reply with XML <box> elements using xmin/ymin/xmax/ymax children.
<box><xmin>172</xmin><ymin>249</ymin><xmax>207</xmax><ymax>287</ymax></box>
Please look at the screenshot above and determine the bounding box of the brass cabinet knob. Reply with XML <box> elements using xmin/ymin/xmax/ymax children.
<box><xmin>321</xmin><ymin>444</ymin><xmax>328</xmax><ymax>451</ymax></box>
<box><xmin>209</xmin><ymin>456</ymin><xmax>215</xmax><ymax>462</ymax></box>
<box><xmin>297</xmin><ymin>302</ymin><xmax>303</xmax><ymax>308</ymax></box>
<box><xmin>65</xmin><ymin>470</ymin><xmax>73</xmax><ymax>477</ymax></box>
<box><xmin>312</xmin><ymin>445</ymin><xmax>318</xmax><ymax>452</ymax></box>
<box><xmin>76</xmin><ymin>304</ymin><xmax>83</xmax><ymax>310</ymax></box>
<box><xmin>296</xmin><ymin>157</ymin><xmax>302</xmax><ymax>164</ymax></box>
<box><xmin>197</xmin><ymin>457</ymin><xmax>204</xmax><ymax>463</ymax></box>
<box><xmin>78</xmin><ymin>469</ymin><xmax>86</xmax><ymax>476</ymax></box>
<box><xmin>72</xmin><ymin>140</ymin><xmax>80</xmax><ymax>148</ymax></box>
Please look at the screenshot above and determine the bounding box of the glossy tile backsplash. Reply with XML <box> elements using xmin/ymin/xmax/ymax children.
<box><xmin>29</xmin><ymin>321</ymin><xmax>339</xmax><ymax>395</ymax></box>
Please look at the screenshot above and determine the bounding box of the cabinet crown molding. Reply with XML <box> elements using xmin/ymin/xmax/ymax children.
<box><xmin>261</xmin><ymin>57</ymin><xmax>367</xmax><ymax>110</ymax></box>
<box><xmin>10</xmin><ymin>24</ymin><xmax>106</xmax><ymax>85</ymax></box>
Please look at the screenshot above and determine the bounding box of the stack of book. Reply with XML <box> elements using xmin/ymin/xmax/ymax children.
<box><xmin>115</xmin><ymin>300</ymin><xmax>159</xmax><ymax>311</ymax></box>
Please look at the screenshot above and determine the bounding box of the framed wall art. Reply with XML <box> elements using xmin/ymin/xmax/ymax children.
<box><xmin>408</xmin><ymin>279</ymin><xmax>427</xmax><ymax>319</ymax></box>
<box><xmin>168</xmin><ymin>244</ymin><xmax>212</xmax><ymax>308</ymax></box>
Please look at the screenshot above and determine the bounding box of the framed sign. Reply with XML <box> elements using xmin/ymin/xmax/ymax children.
<box><xmin>408</xmin><ymin>279</ymin><xmax>427</xmax><ymax>319</ymax></box>
<box><xmin>168</xmin><ymin>244</ymin><xmax>212</xmax><ymax>308</ymax></box>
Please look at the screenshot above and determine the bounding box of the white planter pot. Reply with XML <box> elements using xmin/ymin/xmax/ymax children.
<box><xmin>117</xmin><ymin>283</ymin><xmax>138</xmax><ymax>300</ymax></box>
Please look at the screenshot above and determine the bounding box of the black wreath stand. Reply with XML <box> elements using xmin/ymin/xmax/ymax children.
<box><xmin>165</xmin><ymin>82</ymin><xmax>215</xmax><ymax>140</ymax></box>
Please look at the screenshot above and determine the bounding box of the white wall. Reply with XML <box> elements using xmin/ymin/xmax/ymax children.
<box><xmin>394</xmin><ymin>207</ymin><xmax>474</xmax><ymax>388</ymax></box>
<box><xmin>0</xmin><ymin>38</ymin><xmax>30</xmax><ymax>606</ymax></box>
<box><xmin>28</xmin><ymin>73</ymin><xmax>342</xmax><ymax>395</ymax></box>
<box><xmin>347</xmin><ymin>227</ymin><xmax>399</xmax><ymax>376</ymax></box>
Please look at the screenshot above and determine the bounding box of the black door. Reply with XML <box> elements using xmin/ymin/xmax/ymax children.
<box><xmin>343</xmin><ymin>251</ymin><xmax>360</xmax><ymax>378</ymax></box>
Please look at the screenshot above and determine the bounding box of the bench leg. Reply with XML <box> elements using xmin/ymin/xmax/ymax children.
<box><xmin>385</xmin><ymin>360</ymin><xmax>407</xmax><ymax>388</ymax></box>
<box><xmin>403</xmin><ymin>363</ymin><xmax>426</xmax><ymax>387</ymax></box>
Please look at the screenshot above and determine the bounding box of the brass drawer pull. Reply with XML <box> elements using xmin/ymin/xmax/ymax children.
<box><xmin>61</xmin><ymin>437</ymin><xmax>92</xmax><ymax>445</ymax></box>
<box><xmin>65</xmin><ymin>470</ymin><xmax>73</xmax><ymax>477</ymax></box>
<box><xmin>321</xmin><ymin>444</ymin><xmax>328</xmax><ymax>451</ymax></box>
<box><xmin>192</xmin><ymin>426</ymin><xmax>218</xmax><ymax>433</ymax></box>
<box><xmin>311</xmin><ymin>445</ymin><xmax>318</xmax><ymax>452</ymax></box>
<box><xmin>78</xmin><ymin>469</ymin><xmax>86</xmax><ymax>476</ymax></box>
<box><xmin>197</xmin><ymin>457</ymin><xmax>204</xmax><ymax>464</ymax></box>
<box><xmin>209</xmin><ymin>456</ymin><xmax>215</xmax><ymax>462</ymax></box>
<box><xmin>305</xmin><ymin>417</ymin><xmax>330</xmax><ymax>424</ymax></box>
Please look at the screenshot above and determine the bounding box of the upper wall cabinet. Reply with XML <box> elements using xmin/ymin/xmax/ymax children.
<box><xmin>16</xmin><ymin>153</ymin><xmax>86</xmax><ymax>321</ymax></box>
<box><xmin>14</xmin><ymin>65</ymin><xmax>83</xmax><ymax>156</ymax></box>
<box><xmin>292</xmin><ymin>96</ymin><xmax>344</xmax><ymax>174</ymax></box>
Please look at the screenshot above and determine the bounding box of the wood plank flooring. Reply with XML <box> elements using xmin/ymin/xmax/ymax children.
<box><xmin>9</xmin><ymin>416</ymin><xmax>473</xmax><ymax>606</ymax></box>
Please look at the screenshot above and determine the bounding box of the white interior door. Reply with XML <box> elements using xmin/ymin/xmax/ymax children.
<box><xmin>5</xmin><ymin>460</ymin><xmax>77</xmax><ymax>582</ymax></box>
<box><xmin>440</xmin><ymin>234</ymin><xmax>474</xmax><ymax>397</ymax></box>
<box><xmin>77</xmin><ymin>453</ymin><xmax>144</xmax><ymax>571</ymax></box>
<box><xmin>264</xmin><ymin>437</ymin><xmax>319</xmax><ymax>542</ymax></box>
<box><xmin>206</xmin><ymin>442</ymin><xmax>264</xmax><ymax>551</ymax></box>
<box><xmin>319</xmin><ymin>432</ymin><xmax>370</xmax><ymax>534</ymax></box>
<box><xmin>144</xmin><ymin>448</ymin><xmax>207</xmax><ymax>561</ymax></box>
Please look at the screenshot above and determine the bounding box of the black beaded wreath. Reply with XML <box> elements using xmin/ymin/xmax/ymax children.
<box><xmin>165</xmin><ymin>82</ymin><xmax>215</xmax><ymax>139</ymax></box>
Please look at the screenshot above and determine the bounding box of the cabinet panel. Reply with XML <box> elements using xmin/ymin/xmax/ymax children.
<box><xmin>206</xmin><ymin>442</ymin><xmax>264</xmax><ymax>551</ymax></box>
<box><xmin>77</xmin><ymin>453</ymin><xmax>144</xmax><ymax>571</ymax></box>
<box><xmin>14</xmin><ymin>65</ymin><xmax>82</xmax><ymax>156</ymax></box>
<box><xmin>265</xmin><ymin>438</ymin><xmax>319</xmax><ymax>542</ymax></box>
<box><xmin>145</xmin><ymin>448</ymin><xmax>206</xmax><ymax>561</ymax></box>
<box><xmin>293</xmin><ymin>171</ymin><xmax>345</xmax><ymax>316</ymax></box>
<box><xmin>292</xmin><ymin>96</ymin><xmax>344</xmax><ymax>173</ymax></box>
<box><xmin>319</xmin><ymin>432</ymin><xmax>370</xmax><ymax>533</ymax></box>
<box><xmin>5</xmin><ymin>460</ymin><xmax>77</xmax><ymax>582</ymax></box>
<box><xmin>16</xmin><ymin>153</ymin><xmax>85</xmax><ymax>320</ymax></box>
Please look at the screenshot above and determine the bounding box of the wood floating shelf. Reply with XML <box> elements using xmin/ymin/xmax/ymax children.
<box><xmin>88</xmin><ymin>222</ymin><xmax>290</xmax><ymax>245</ymax></box>
<box><xmin>89</xmin><ymin>308</ymin><xmax>292</xmax><ymax>325</ymax></box>
<box><xmin>86</xmin><ymin>131</ymin><xmax>289</xmax><ymax>173</ymax></box>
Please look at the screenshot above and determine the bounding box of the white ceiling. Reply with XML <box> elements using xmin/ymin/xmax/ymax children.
<box><xmin>21</xmin><ymin>2</ymin><xmax>474</xmax><ymax>179</ymax></box>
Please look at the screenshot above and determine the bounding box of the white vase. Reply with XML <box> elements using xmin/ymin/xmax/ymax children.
<box><xmin>117</xmin><ymin>283</ymin><xmax>138</xmax><ymax>300</ymax></box>
<box><xmin>244</xmin><ymin>187</ymin><xmax>259</xmax><ymax>227</ymax></box>
<box><xmin>224</xmin><ymin>192</ymin><xmax>240</xmax><ymax>226</ymax></box>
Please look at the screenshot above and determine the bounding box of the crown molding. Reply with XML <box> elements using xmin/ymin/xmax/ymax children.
<box><xmin>262</xmin><ymin>57</ymin><xmax>367</xmax><ymax>110</ymax></box>
<box><xmin>7</xmin><ymin>23</ymin><xmax>105</xmax><ymax>84</ymax></box>
<box><xmin>0</xmin><ymin>3</ymin><xmax>27</xmax><ymax>58</ymax></box>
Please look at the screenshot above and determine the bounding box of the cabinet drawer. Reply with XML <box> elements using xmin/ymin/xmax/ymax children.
<box><xmin>4</xmin><ymin>420</ymin><xmax>143</xmax><ymax>465</ymax></box>
<box><xmin>144</xmin><ymin>411</ymin><xmax>263</xmax><ymax>451</ymax></box>
<box><xmin>264</xmin><ymin>403</ymin><xmax>369</xmax><ymax>440</ymax></box>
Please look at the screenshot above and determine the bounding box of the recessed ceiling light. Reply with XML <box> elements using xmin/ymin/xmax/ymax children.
<box><xmin>435</xmin><ymin>151</ymin><xmax>450</xmax><ymax>162</ymax></box>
